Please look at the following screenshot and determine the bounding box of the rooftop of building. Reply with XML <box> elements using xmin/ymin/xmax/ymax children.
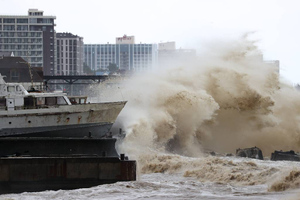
<box><xmin>56</xmin><ymin>32</ymin><xmax>82</xmax><ymax>39</ymax></box>
<box><xmin>0</xmin><ymin>9</ymin><xmax>55</xmax><ymax>18</ymax></box>
<box><xmin>84</xmin><ymin>43</ymin><xmax>156</xmax><ymax>46</ymax></box>
<box><xmin>0</xmin><ymin>15</ymin><xmax>56</xmax><ymax>19</ymax></box>
<box><xmin>0</xmin><ymin>52</ymin><xmax>14</xmax><ymax>57</ymax></box>
<box><xmin>0</xmin><ymin>57</ymin><xmax>43</xmax><ymax>82</ymax></box>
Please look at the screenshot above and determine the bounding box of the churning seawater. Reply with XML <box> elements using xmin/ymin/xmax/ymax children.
<box><xmin>1</xmin><ymin>35</ymin><xmax>300</xmax><ymax>199</ymax></box>
<box><xmin>0</xmin><ymin>156</ymin><xmax>299</xmax><ymax>200</ymax></box>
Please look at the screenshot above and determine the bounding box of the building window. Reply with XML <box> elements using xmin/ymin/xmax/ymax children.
<box><xmin>17</xmin><ymin>18</ymin><xmax>28</xmax><ymax>23</ymax></box>
<box><xmin>29</xmin><ymin>18</ymin><xmax>37</xmax><ymax>23</ymax></box>
<box><xmin>3</xmin><ymin>18</ymin><xmax>15</xmax><ymax>23</ymax></box>
<box><xmin>10</xmin><ymin>70</ymin><xmax>19</xmax><ymax>81</ymax></box>
<box><xmin>3</xmin><ymin>25</ymin><xmax>15</xmax><ymax>31</ymax></box>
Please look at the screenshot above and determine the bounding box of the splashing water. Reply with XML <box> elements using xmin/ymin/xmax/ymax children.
<box><xmin>92</xmin><ymin>36</ymin><xmax>300</xmax><ymax>194</ymax></box>
<box><xmin>1</xmin><ymin>36</ymin><xmax>300</xmax><ymax>199</ymax></box>
<box><xmin>103</xmin><ymin>36</ymin><xmax>300</xmax><ymax>156</ymax></box>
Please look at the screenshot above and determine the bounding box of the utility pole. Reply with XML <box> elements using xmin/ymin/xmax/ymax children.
<box><xmin>27</xmin><ymin>49</ymin><xmax>34</xmax><ymax>90</ymax></box>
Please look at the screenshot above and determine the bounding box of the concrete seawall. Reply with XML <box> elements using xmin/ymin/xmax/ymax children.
<box><xmin>0</xmin><ymin>137</ymin><xmax>119</xmax><ymax>157</ymax></box>
<box><xmin>0</xmin><ymin>156</ymin><xmax>136</xmax><ymax>194</ymax></box>
<box><xmin>0</xmin><ymin>137</ymin><xmax>136</xmax><ymax>194</ymax></box>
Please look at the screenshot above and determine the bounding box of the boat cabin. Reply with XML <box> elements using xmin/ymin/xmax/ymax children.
<box><xmin>68</xmin><ymin>96</ymin><xmax>88</xmax><ymax>105</ymax></box>
<box><xmin>0</xmin><ymin>74</ymin><xmax>72</xmax><ymax>111</ymax></box>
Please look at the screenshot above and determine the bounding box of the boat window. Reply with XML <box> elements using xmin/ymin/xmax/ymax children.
<box><xmin>45</xmin><ymin>97</ymin><xmax>56</xmax><ymax>106</ymax></box>
<box><xmin>24</xmin><ymin>97</ymin><xmax>35</xmax><ymax>107</ymax></box>
<box><xmin>0</xmin><ymin>98</ymin><xmax>6</xmax><ymax>106</ymax></box>
<box><xmin>69</xmin><ymin>97</ymin><xmax>77</xmax><ymax>104</ymax></box>
<box><xmin>79</xmin><ymin>98</ymin><xmax>86</xmax><ymax>104</ymax></box>
<box><xmin>57</xmin><ymin>96</ymin><xmax>67</xmax><ymax>105</ymax></box>
<box><xmin>7</xmin><ymin>86</ymin><xmax>15</xmax><ymax>92</ymax></box>
<box><xmin>36</xmin><ymin>97</ymin><xmax>45</xmax><ymax>105</ymax></box>
<box><xmin>16</xmin><ymin>86</ymin><xmax>21</xmax><ymax>91</ymax></box>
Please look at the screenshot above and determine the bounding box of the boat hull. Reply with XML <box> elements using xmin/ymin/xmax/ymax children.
<box><xmin>0</xmin><ymin>123</ymin><xmax>114</xmax><ymax>138</ymax></box>
<box><xmin>0</xmin><ymin>101</ymin><xmax>126</xmax><ymax>138</ymax></box>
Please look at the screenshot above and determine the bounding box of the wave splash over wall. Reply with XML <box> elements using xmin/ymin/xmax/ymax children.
<box><xmin>114</xmin><ymin>36</ymin><xmax>300</xmax><ymax>157</ymax></box>
<box><xmin>98</xmin><ymin>35</ymin><xmax>300</xmax><ymax>192</ymax></box>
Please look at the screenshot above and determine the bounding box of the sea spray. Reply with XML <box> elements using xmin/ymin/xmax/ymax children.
<box><xmin>91</xmin><ymin>36</ymin><xmax>300</xmax><ymax>190</ymax></box>
<box><xmin>269</xmin><ymin>170</ymin><xmax>300</xmax><ymax>192</ymax></box>
<box><xmin>109</xmin><ymin>36</ymin><xmax>300</xmax><ymax>156</ymax></box>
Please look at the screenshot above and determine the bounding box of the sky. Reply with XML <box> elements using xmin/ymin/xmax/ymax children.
<box><xmin>1</xmin><ymin>0</ymin><xmax>300</xmax><ymax>84</ymax></box>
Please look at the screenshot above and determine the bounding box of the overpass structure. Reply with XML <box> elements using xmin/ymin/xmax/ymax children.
<box><xmin>43</xmin><ymin>75</ymin><xmax>111</xmax><ymax>85</ymax></box>
<box><xmin>43</xmin><ymin>75</ymin><xmax>118</xmax><ymax>95</ymax></box>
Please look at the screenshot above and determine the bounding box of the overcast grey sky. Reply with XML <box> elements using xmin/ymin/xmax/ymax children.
<box><xmin>1</xmin><ymin>0</ymin><xmax>300</xmax><ymax>84</ymax></box>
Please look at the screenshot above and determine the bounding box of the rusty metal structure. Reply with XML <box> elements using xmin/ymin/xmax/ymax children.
<box><xmin>0</xmin><ymin>74</ymin><xmax>136</xmax><ymax>194</ymax></box>
<box><xmin>271</xmin><ymin>150</ymin><xmax>300</xmax><ymax>161</ymax></box>
<box><xmin>236</xmin><ymin>146</ymin><xmax>264</xmax><ymax>160</ymax></box>
<box><xmin>0</xmin><ymin>74</ymin><xmax>125</xmax><ymax>138</ymax></box>
<box><xmin>0</xmin><ymin>138</ymin><xmax>136</xmax><ymax>194</ymax></box>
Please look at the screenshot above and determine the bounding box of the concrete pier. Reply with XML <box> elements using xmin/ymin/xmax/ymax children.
<box><xmin>0</xmin><ymin>137</ymin><xmax>120</xmax><ymax>157</ymax></box>
<box><xmin>0</xmin><ymin>137</ymin><xmax>136</xmax><ymax>194</ymax></box>
<box><xmin>0</xmin><ymin>156</ymin><xmax>136</xmax><ymax>194</ymax></box>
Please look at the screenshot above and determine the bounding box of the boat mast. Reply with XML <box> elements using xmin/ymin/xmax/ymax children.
<box><xmin>27</xmin><ymin>50</ymin><xmax>34</xmax><ymax>89</ymax></box>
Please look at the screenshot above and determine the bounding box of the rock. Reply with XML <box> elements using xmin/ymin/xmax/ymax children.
<box><xmin>270</xmin><ymin>150</ymin><xmax>300</xmax><ymax>161</ymax></box>
<box><xmin>236</xmin><ymin>146</ymin><xmax>264</xmax><ymax>160</ymax></box>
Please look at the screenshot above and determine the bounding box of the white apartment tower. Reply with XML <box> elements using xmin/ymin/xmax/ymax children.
<box><xmin>84</xmin><ymin>35</ymin><xmax>158</xmax><ymax>72</ymax></box>
<box><xmin>0</xmin><ymin>9</ymin><xmax>56</xmax><ymax>75</ymax></box>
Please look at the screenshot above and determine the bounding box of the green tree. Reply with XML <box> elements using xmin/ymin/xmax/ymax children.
<box><xmin>108</xmin><ymin>63</ymin><xmax>118</xmax><ymax>74</ymax></box>
<box><xmin>83</xmin><ymin>62</ymin><xmax>94</xmax><ymax>75</ymax></box>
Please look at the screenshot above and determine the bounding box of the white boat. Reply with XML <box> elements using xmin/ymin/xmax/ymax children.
<box><xmin>0</xmin><ymin>74</ymin><xmax>126</xmax><ymax>138</ymax></box>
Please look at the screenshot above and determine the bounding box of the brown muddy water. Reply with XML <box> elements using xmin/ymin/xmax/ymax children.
<box><xmin>2</xmin><ymin>36</ymin><xmax>300</xmax><ymax>199</ymax></box>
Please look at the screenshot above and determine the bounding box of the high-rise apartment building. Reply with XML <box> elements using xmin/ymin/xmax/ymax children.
<box><xmin>158</xmin><ymin>41</ymin><xmax>196</xmax><ymax>68</ymax></box>
<box><xmin>84</xmin><ymin>35</ymin><xmax>158</xmax><ymax>72</ymax></box>
<box><xmin>0</xmin><ymin>9</ymin><xmax>56</xmax><ymax>75</ymax></box>
<box><xmin>56</xmin><ymin>32</ymin><xmax>84</xmax><ymax>75</ymax></box>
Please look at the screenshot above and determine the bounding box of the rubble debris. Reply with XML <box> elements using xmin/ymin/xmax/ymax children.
<box><xmin>236</xmin><ymin>146</ymin><xmax>264</xmax><ymax>160</ymax></box>
<box><xmin>271</xmin><ymin>150</ymin><xmax>300</xmax><ymax>161</ymax></box>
